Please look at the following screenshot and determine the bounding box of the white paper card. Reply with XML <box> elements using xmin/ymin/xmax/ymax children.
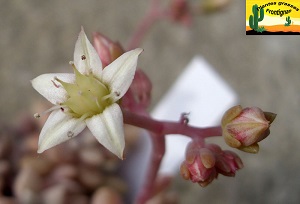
<box><xmin>151</xmin><ymin>56</ymin><xmax>238</xmax><ymax>175</ymax></box>
<box><xmin>121</xmin><ymin>56</ymin><xmax>238</xmax><ymax>201</ymax></box>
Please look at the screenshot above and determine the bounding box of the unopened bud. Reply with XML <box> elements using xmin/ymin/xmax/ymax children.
<box><xmin>222</xmin><ymin>105</ymin><xmax>276</xmax><ymax>153</ymax></box>
<box><xmin>92</xmin><ymin>32</ymin><xmax>124</xmax><ymax>67</ymax></box>
<box><xmin>169</xmin><ymin>0</ymin><xmax>192</xmax><ymax>26</ymax></box>
<box><xmin>199</xmin><ymin>0</ymin><xmax>232</xmax><ymax>14</ymax></box>
<box><xmin>180</xmin><ymin>141</ymin><xmax>244</xmax><ymax>187</ymax></box>
<box><xmin>180</xmin><ymin>141</ymin><xmax>217</xmax><ymax>186</ymax></box>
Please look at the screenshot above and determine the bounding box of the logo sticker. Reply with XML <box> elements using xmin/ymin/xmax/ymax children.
<box><xmin>246</xmin><ymin>0</ymin><xmax>300</xmax><ymax>34</ymax></box>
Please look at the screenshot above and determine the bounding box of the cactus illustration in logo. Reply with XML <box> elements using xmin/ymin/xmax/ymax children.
<box><xmin>285</xmin><ymin>16</ymin><xmax>291</xmax><ymax>26</ymax></box>
<box><xmin>249</xmin><ymin>4</ymin><xmax>265</xmax><ymax>32</ymax></box>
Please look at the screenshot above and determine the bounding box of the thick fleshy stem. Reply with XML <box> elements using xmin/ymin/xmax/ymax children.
<box><xmin>127</xmin><ymin>0</ymin><xmax>166</xmax><ymax>50</ymax></box>
<box><xmin>122</xmin><ymin>109</ymin><xmax>222</xmax><ymax>139</ymax></box>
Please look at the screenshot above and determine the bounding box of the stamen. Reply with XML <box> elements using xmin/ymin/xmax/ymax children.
<box><xmin>101</xmin><ymin>93</ymin><xmax>115</xmax><ymax>102</ymax></box>
<box><xmin>69</xmin><ymin>62</ymin><xmax>85</xmax><ymax>75</ymax></box>
<box><xmin>53</xmin><ymin>76</ymin><xmax>62</xmax><ymax>83</ymax></box>
<box><xmin>69</xmin><ymin>62</ymin><xmax>77</xmax><ymax>70</ymax></box>
<box><xmin>95</xmin><ymin>97</ymin><xmax>101</xmax><ymax>108</ymax></box>
<box><xmin>101</xmin><ymin>91</ymin><xmax>120</xmax><ymax>102</ymax></box>
<box><xmin>79</xmin><ymin>113</ymin><xmax>91</xmax><ymax>121</ymax></box>
<box><xmin>34</xmin><ymin>105</ymin><xmax>65</xmax><ymax>119</ymax></box>
<box><xmin>51</xmin><ymin>79</ymin><xmax>60</xmax><ymax>88</ymax></box>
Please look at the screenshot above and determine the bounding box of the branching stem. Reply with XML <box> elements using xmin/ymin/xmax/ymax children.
<box><xmin>123</xmin><ymin>109</ymin><xmax>222</xmax><ymax>139</ymax></box>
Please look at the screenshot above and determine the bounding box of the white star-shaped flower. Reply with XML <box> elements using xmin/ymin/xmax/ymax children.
<box><xmin>31</xmin><ymin>28</ymin><xmax>142</xmax><ymax>159</ymax></box>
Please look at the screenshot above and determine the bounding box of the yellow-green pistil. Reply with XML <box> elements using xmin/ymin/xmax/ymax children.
<box><xmin>56</xmin><ymin>65</ymin><xmax>111</xmax><ymax>118</ymax></box>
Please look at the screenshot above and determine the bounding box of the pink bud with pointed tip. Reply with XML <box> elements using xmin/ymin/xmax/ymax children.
<box><xmin>121</xmin><ymin>69</ymin><xmax>152</xmax><ymax>110</ymax></box>
<box><xmin>92</xmin><ymin>32</ymin><xmax>124</xmax><ymax>67</ymax></box>
<box><xmin>222</xmin><ymin>105</ymin><xmax>276</xmax><ymax>153</ymax></box>
<box><xmin>180</xmin><ymin>141</ymin><xmax>217</xmax><ymax>187</ymax></box>
<box><xmin>180</xmin><ymin>142</ymin><xmax>244</xmax><ymax>187</ymax></box>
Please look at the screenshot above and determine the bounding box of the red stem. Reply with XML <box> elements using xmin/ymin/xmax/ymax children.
<box><xmin>123</xmin><ymin>108</ymin><xmax>222</xmax><ymax>204</ymax></box>
<box><xmin>122</xmin><ymin>109</ymin><xmax>222</xmax><ymax>139</ymax></box>
<box><xmin>127</xmin><ymin>0</ymin><xmax>165</xmax><ymax>50</ymax></box>
<box><xmin>134</xmin><ymin>132</ymin><xmax>165</xmax><ymax>204</ymax></box>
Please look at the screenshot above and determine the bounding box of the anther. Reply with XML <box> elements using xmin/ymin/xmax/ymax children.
<box><xmin>102</xmin><ymin>93</ymin><xmax>115</xmax><ymax>102</ymax></box>
<box><xmin>114</xmin><ymin>91</ymin><xmax>120</xmax><ymax>97</ymax></box>
<box><xmin>180</xmin><ymin>112</ymin><xmax>190</xmax><ymax>125</ymax></box>
<box><xmin>34</xmin><ymin>113</ymin><xmax>41</xmax><ymax>118</ymax></box>
<box><xmin>81</xmin><ymin>55</ymin><xmax>86</xmax><ymax>60</ymax></box>
<box><xmin>51</xmin><ymin>79</ymin><xmax>60</xmax><ymax>88</ymax></box>
<box><xmin>33</xmin><ymin>105</ymin><xmax>65</xmax><ymax>119</ymax></box>
<box><xmin>67</xmin><ymin>131</ymin><xmax>74</xmax><ymax>138</ymax></box>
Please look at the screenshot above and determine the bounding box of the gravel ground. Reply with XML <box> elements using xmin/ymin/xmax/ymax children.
<box><xmin>1</xmin><ymin>0</ymin><xmax>300</xmax><ymax>203</ymax></box>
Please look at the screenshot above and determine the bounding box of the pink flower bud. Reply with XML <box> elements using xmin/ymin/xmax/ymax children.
<box><xmin>169</xmin><ymin>0</ymin><xmax>192</xmax><ymax>26</ymax></box>
<box><xmin>222</xmin><ymin>105</ymin><xmax>276</xmax><ymax>153</ymax></box>
<box><xmin>121</xmin><ymin>69</ymin><xmax>152</xmax><ymax>110</ymax></box>
<box><xmin>180</xmin><ymin>142</ymin><xmax>244</xmax><ymax>187</ymax></box>
<box><xmin>205</xmin><ymin>144</ymin><xmax>243</xmax><ymax>177</ymax></box>
<box><xmin>92</xmin><ymin>32</ymin><xmax>124</xmax><ymax>67</ymax></box>
<box><xmin>215</xmin><ymin>150</ymin><xmax>243</xmax><ymax>176</ymax></box>
<box><xmin>130</xmin><ymin>69</ymin><xmax>152</xmax><ymax>107</ymax></box>
<box><xmin>180</xmin><ymin>141</ymin><xmax>217</xmax><ymax>186</ymax></box>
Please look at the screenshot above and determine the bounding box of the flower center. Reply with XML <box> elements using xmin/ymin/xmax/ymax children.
<box><xmin>56</xmin><ymin>64</ymin><xmax>111</xmax><ymax>118</ymax></box>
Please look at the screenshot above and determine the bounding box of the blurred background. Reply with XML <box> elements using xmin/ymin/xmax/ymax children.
<box><xmin>1</xmin><ymin>0</ymin><xmax>300</xmax><ymax>203</ymax></box>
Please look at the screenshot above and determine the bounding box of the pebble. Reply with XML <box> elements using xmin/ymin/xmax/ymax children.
<box><xmin>66</xmin><ymin>194</ymin><xmax>89</xmax><ymax>204</ymax></box>
<box><xmin>13</xmin><ymin>167</ymin><xmax>42</xmax><ymax>199</ymax></box>
<box><xmin>0</xmin><ymin>196</ymin><xmax>16</xmax><ymax>204</ymax></box>
<box><xmin>50</xmin><ymin>164</ymin><xmax>78</xmax><ymax>180</ymax></box>
<box><xmin>91</xmin><ymin>187</ymin><xmax>124</xmax><ymax>204</ymax></box>
<box><xmin>42</xmin><ymin>184</ymin><xmax>66</xmax><ymax>204</ymax></box>
<box><xmin>79</xmin><ymin>147</ymin><xmax>105</xmax><ymax>167</ymax></box>
<box><xmin>78</xmin><ymin>165</ymin><xmax>104</xmax><ymax>191</ymax></box>
<box><xmin>0</xmin><ymin>160</ymin><xmax>10</xmax><ymax>176</ymax></box>
<box><xmin>104</xmin><ymin>176</ymin><xmax>128</xmax><ymax>194</ymax></box>
<box><xmin>20</xmin><ymin>156</ymin><xmax>53</xmax><ymax>176</ymax></box>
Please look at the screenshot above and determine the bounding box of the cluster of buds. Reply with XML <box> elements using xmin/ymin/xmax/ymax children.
<box><xmin>222</xmin><ymin>105</ymin><xmax>276</xmax><ymax>153</ymax></box>
<box><xmin>180</xmin><ymin>141</ymin><xmax>243</xmax><ymax>187</ymax></box>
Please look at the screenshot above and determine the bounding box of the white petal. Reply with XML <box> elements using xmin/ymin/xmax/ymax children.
<box><xmin>86</xmin><ymin>104</ymin><xmax>125</xmax><ymax>159</ymax></box>
<box><xmin>74</xmin><ymin>28</ymin><xmax>103</xmax><ymax>78</ymax></box>
<box><xmin>31</xmin><ymin>73</ymin><xmax>75</xmax><ymax>104</ymax></box>
<box><xmin>102</xmin><ymin>48</ymin><xmax>143</xmax><ymax>101</ymax></box>
<box><xmin>38</xmin><ymin>109</ymin><xmax>86</xmax><ymax>153</ymax></box>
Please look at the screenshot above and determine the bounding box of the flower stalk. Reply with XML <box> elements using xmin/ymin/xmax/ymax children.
<box><xmin>122</xmin><ymin>109</ymin><xmax>222</xmax><ymax>139</ymax></box>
